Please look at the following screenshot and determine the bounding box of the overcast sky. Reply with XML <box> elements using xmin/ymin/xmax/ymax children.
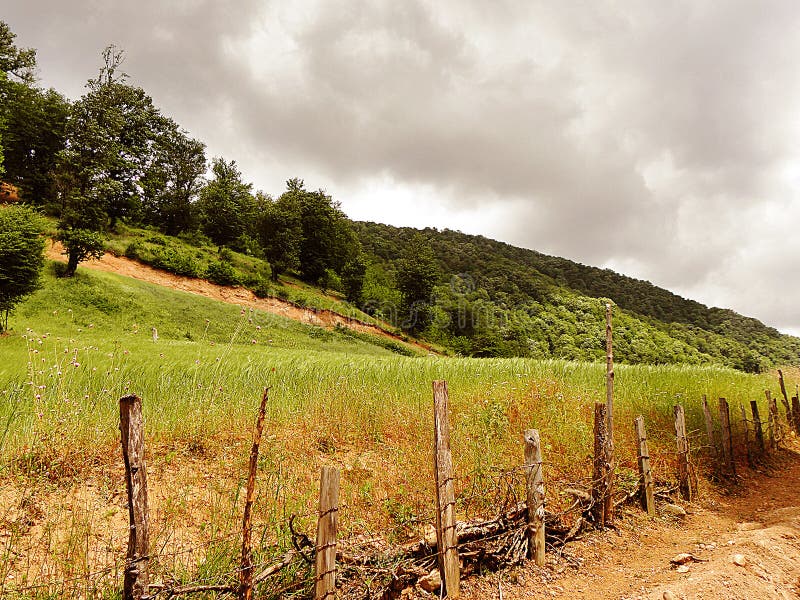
<box><xmin>4</xmin><ymin>1</ymin><xmax>800</xmax><ymax>334</ymax></box>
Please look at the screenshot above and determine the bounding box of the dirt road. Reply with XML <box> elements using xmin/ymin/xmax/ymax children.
<box><xmin>461</xmin><ymin>447</ymin><xmax>800</xmax><ymax>599</ymax></box>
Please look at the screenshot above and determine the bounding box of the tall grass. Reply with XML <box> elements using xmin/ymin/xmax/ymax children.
<box><xmin>0</xmin><ymin>265</ymin><xmax>787</xmax><ymax>597</ymax></box>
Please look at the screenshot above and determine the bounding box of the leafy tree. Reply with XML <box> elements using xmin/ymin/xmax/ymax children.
<box><xmin>397</xmin><ymin>234</ymin><xmax>439</xmax><ymax>333</ymax></box>
<box><xmin>141</xmin><ymin>123</ymin><xmax>206</xmax><ymax>235</ymax></box>
<box><xmin>259</xmin><ymin>189</ymin><xmax>302</xmax><ymax>281</ymax></box>
<box><xmin>0</xmin><ymin>205</ymin><xmax>45</xmax><ymax>331</ymax></box>
<box><xmin>341</xmin><ymin>256</ymin><xmax>367</xmax><ymax>305</ymax></box>
<box><xmin>197</xmin><ymin>158</ymin><xmax>256</xmax><ymax>249</ymax></box>
<box><xmin>0</xmin><ymin>22</ymin><xmax>36</xmax><ymax>84</ymax></box>
<box><xmin>1</xmin><ymin>83</ymin><xmax>70</xmax><ymax>207</ymax></box>
<box><xmin>259</xmin><ymin>178</ymin><xmax>361</xmax><ymax>283</ymax></box>
<box><xmin>0</xmin><ymin>21</ymin><xmax>37</xmax><ymax>180</ymax></box>
<box><xmin>58</xmin><ymin>46</ymin><xmax>172</xmax><ymax>231</ymax></box>
<box><xmin>56</xmin><ymin>228</ymin><xmax>105</xmax><ymax>277</ymax></box>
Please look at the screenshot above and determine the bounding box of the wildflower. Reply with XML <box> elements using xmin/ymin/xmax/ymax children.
<box><xmin>256</xmin><ymin>325</ymin><xmax>261</xmax><ymax>331</ymax></box>
<box><xmin>251</xmin><ymin>339</ymin><xmax>257</xmax><ymax>344</ymax></box>
<box><xmin>35</xmin><ymin>394</ymin><xmax>41</xmax><ymax>400</ymax></box>
<box><xmin>74</xmin><ymin>362</ymin><xmax>80</xmax><ymax>368</ymax></box>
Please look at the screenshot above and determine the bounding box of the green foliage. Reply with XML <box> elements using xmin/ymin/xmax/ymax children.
<box><xmin>355</xmin><ymin>222</ymin><xmax>800</xmax><ymax>370</ymax></box>
<box><xmin>58</xmin><ymin>46</ymin><xmax>173</xmax><ymax>230</ymax></box>
<box><xmin>197</xmin><ymin>158</ymin><xmax>257</xmax><ymax>249</ymax></box>
<box><xmin>258</xmin><ymin>179</ymin><xmax>361</xmax><ymax>283</ymax></box>
<box><xmin>341</xmin><ymin>256</ymin><xmax>367</xmax><ymax>305</ymax></box>
<box><xmin>149</xmin><ymin>244</ymin><xmax>201</xmax><ymax>278</ymax></box>
<box><xmin>56</xmin><ymin>228</ymin><xmax>105</xmax><ymax>277</ymax></box>
<box><xmin>205</xmin><ymin>259</ymin><xmax>242</xmax><ymax>287</ymax></box>
<box><xmin>0</xmin><ymin>205</ymin><xmax>45</xmax><ymax>330</ymax></box>
<box><xmin>140</xmin><ymin>124</ymin><xmax>206</xmax><ymax>235</ymax></box>
<box><xmin>396</xmin><ymin>233</ymin><xmax>438</xmax><ymax>333</ymax></box>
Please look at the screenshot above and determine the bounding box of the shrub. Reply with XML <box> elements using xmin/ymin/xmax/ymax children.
<box><xmin>150</xmin><ymin>245</ymin><xmax>201</xmax><ymax>277</ymax></box>
<box><xmin>205</xmin><ymin>260</ymin><xmax>241</xmax><ymax>287</ymax></box>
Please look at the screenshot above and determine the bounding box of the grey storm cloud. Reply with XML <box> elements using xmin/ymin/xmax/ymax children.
<box><xmin>4</xmin><ymin>0</ymin><xmax>800</xmax><ymax>332</ymax></box>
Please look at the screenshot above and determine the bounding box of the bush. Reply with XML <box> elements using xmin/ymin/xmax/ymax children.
<box><xmin>124</xmin><ymin>241</ymin><xmax>141</xmax><ymax>259</ymax></box>
<box><xmin>177</xmin><ymin>230</ymin><xmax>212</xmax><ymax>248</ymax></box>
<box><xmin>150</xmin><ymin>245</ymin><xmax>201</xmax><ymax>277</ymax></box>
<box><xmin>251</xmin><ymin>278</ymin><xmax>274</xmax><ymax>299</ymax></box>
<box><xmin>205</xmin><ymin>260</ymin><xmax>241</xmax><ymax>286</ymax></box>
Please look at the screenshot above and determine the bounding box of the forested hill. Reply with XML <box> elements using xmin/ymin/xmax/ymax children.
<box><xmin>353</xmin><ymin>222</ymin><xmax>800</xmax><ymax>372</ymax></box>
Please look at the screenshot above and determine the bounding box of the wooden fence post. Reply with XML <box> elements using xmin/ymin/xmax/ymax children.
<box><xmin>592</xmin><ymin>402</ymin><xmax>611</xmax><ymax>527</ymax></box>
<box><xmin>702</xmin><ymin>396</ymin><xmax>719</xmax><ymax>465</ymax></box>
<box><xmin>604</xmin><ymin>304</ymin><xmax>614</xmax><ymax>524</ymax></box>
<box><xmin>315</xmin><ymin>466</ymin><xmax>340</xmax><ymax>600</ymax></box>
<box><xmin>240</xmin><ymin>388</ymin><xmax>269</xmax><ymax>600</ymax></box>
<box><xmin>750</xmin><ymin>400</ymin><xmax>765</xmax><ymax>455</ymax></box>
<box><xmin>433</xmin><ymin>381</ymin><xmax>460</xmax><ymax>597</ymax></box>
<box><xmin>739</xmin><ymin>403</ymin><xmax>753</xmax><ymax>468</ymax></box>
<box><xmin>766</xmin><ymin>390</ymin><xmax>779</xmax><ymax>449</ymax></box>
<box><xmin>718</xmin><ymin>398</ymin><xmax>736</xmax><ymax>477</ymax></box>
<box><xmin>524</xmin><ymin>429</ymin><xmax>545</xmax><ymax>566</ymax></box>
<box><xmin>778</xmin><ymin>370</ymin><xmax>791</xmax><ymax>417</ymax></box>
<box><xmin>674</xmin><ymin>405</ymin><xmax>692</xmax><ymax>500</ymax></box>
<box><xmin>633</xmin><ymin>416</ymin><xmax>655</xmax><ymax>516</ymax></box>
<box><xmin>793</xmin><ymin>397</ymin><xmax>800</xmax><ymax>434</ymax></box>
<box><xmin>119</xmin><ymin>395</ymin><xmax>150</xmax><ymax>600</ymax></box>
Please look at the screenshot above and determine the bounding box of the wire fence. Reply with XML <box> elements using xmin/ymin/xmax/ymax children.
<box><xmin>1</xmin><ymin>393</ymin><xmax>795</xmax><ymax>599</ymax></box>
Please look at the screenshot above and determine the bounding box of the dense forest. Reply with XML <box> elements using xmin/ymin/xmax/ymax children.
<box><xmin>2</xmin><ymin>20</ymin><xmax>799</xmax><ymax>372</ymax></box>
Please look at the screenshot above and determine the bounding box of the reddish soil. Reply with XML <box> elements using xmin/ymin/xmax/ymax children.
<box><xmin>45</xmin><ymin>241</ymin><xmax>431</xmax><ymax>353</ymax></box>
<box><xmin>460</xmin><ymin>446</ymin><xmax>800</xmax><ymax>599</ymax></box>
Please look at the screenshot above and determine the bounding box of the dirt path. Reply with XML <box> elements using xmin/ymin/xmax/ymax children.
<box><xmin>461</xmin><ymin>447</ymin><xmax>800</xmax><ymax>599</ymax></box>
<box><xmin>46</xmin><ymin>241</ymin><xmax>432</xmax><ymax>353</ymax></box>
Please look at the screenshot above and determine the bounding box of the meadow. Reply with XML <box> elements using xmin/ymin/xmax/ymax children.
<box><xmin>0</xmin><ymin>264</ymin><xmax>786</xmax><ymax>598</ymax></box>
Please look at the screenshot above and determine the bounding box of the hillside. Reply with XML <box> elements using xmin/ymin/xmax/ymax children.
<box><xmin>354</xmin><ymin>222</ymin><xmax>800</xmax><ymax>372</ymax></box>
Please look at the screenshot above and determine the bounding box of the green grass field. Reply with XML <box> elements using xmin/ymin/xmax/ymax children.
<box><xmin>0</xmin><ymin>262</ymin><xmax>789</xmax><ymax>598</ymax></box>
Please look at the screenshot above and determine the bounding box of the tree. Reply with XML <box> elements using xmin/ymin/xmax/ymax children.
<box><xmin>1</xmin><ymin>83</ymin><xmax>69</xmax><ymax>208</ymax></box>
<box><xmin>0</xmin><ymin>20</ymin><xmax>38</xmax><ymax>180</ymax></box>
<box><xmin>397</xmin><ymin>233</ymin><xmax>439</xmax><ymax>333</ymax></box>
<box><xmin>58</xmin><ymin>46</ymin><xmax>171</xmax><ymax>230</ymax></box>
<box><xmin>341</xmin><ymin>256</ymin><xmax>367</xmax><ymax>305</ymax></box>
<box><xmin>140</xmin><ymin>123</ymin><xmax>206</xmax><ymax>235</ymax></box>
<box><xmin>259</xmin><ymin>189</ymin><xmax>302</xmax><ymax>281</ymax></box>
<box><xmin>258</xmin><ymin>178</ymin><xmax>361</xmax><ymax>283</ymax></box>
<box><xmin>197</xmin><ymin>158</ymin><xmax>256</xmax><ymax>249</ymax></box>
<box><xmin>56</xmin><ymin>228</ymin><xmax>105</xmax><ymax>277</ymax></box>
<box><xmin>0</xmin><ymin>22</ymin><xmax>36</xmax><ymax>85</ymax></box>
<box><xmin>0</xmin><ymin>205</ymin><xmax>45</xmax><ymax>331</ymax></box>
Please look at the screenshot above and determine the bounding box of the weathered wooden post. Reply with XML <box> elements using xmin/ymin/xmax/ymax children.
<box><xmin>433</xmin><ymin>381</ymin><xmax>460</xmax><ymax>597</ymax></box>
<box><xmin>315</xmin><ymin>466</ymin><xmax>340</xmax><ymax>600</ymax></box>
<box><xmin>674</xmin><ymin>405</ymin><xmax>692</xmax><ymax>500</ymax></box>
<box><xmin>750</xmin><ymin>400</ymin><xmax>765</xmax><ymax>455</ymax></box>
<box><xmin>778</xmin><ymin>370</ymin><xmax>791</xmax><ymax>417</ymax></box>
<box><xmin>119</xmin><ymin>395</ymin><xmax>150</xmax><ymax>600</ymax></box>
<box><xmin>792</xmin><ymin>397</ymin><xmax>800</xmax><ymax>434</ymax></box>
<box><xmin>702</xmin><ymin>396</ymin><xmax>719</xmax><ymax>465</ymax></box>
<box><xmin>524</xmin><ymin>429</ymin><xmax>545</xmax><ymax>566</ymax></box>
<box><xmin>766</xmin><ymin>390</ymin><xmax>779</xmax><ymax>449</ymax></box>
<box><xmin>240</xmin><ymin>388</ymin><xmax>269</xmax><ymax>600</ymax></box>
<box><xmin>592</xmin><ymin>402</ymin><xmax>611</xmax><ymax>527</ymax></box>
<box><xmin>739</xmin><ymin>403</ymin><xmax>753</xmax><ymax>468</ymax></box>
<box><xmin>718</xmin><ymin>398</ymin><xmax>736</xmax><ymax>477</ymax></box>
<box><xmin>604</xmin><ymin>303</ymin><xmax>614</xmax><ymax>524</ymax></box>
<box><xmin>633</xmin><ymin>416</ymin><xmax>655</xmax><ymax>516</ymax></box>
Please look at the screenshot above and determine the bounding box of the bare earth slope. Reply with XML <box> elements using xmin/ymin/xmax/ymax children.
<box><xmin>46</xmin><ymin>242</ymin><xmax>430</xmax><ymax>352</ymax></box>
<box><xmin>461</xmin><ymin>447</ymin><xmax>800</xmax><ymax>600</ymax></box>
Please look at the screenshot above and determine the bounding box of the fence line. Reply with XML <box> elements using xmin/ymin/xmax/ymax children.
<box><xmin>3</xmin><ymin>373</ymin><xmax>797</xmax><ymax>599</ymax></box>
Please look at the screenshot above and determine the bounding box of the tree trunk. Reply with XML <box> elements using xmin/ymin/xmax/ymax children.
<box><xmin>64</xmin><ymin>249</ymin><xmax>80</xmax><ymax>277</ymax></box>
